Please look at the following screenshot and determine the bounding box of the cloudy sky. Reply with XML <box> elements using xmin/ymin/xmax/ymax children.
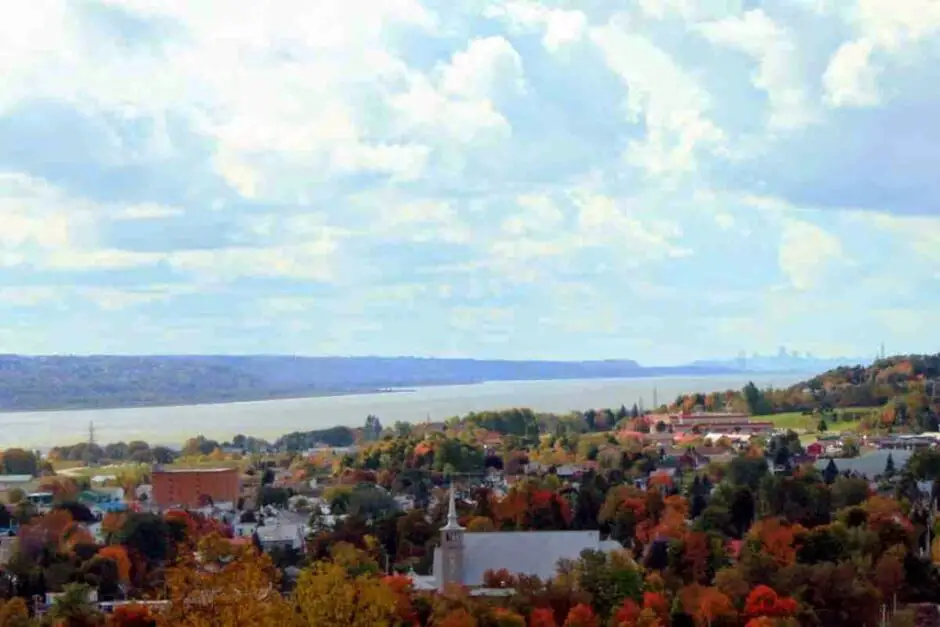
<box><xmin>0</xmin><ymin>0</ymin><xmax>938</xmax><ymax>365</ymax></box>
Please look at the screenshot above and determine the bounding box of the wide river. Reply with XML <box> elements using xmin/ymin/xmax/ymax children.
<box><xmin>0</xmin><ymin>373</ymin><xmax>805</xmax><ymax>449</ymax></box>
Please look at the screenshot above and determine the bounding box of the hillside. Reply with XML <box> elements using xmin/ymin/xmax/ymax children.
<box><xmin>673</xmin><ymin>353</ymin><xmax>940</xmax><ymax>430</ymax></box>
<box><xmin>0</xmin><ymin>354</ymin><xmax>737</xmax><ymax>412</ymax></box>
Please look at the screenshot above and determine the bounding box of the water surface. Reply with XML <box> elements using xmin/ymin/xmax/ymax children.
<box><xmin>0</xmin><ymin>373</ymin><xmax>805</xmax><ymax>448</ymax></box>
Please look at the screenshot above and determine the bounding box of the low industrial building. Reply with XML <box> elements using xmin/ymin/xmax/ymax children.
<box><xmin>151</xmin><ymin>467</ymin><xmax>241</xmax><ymax>509</ymax></box>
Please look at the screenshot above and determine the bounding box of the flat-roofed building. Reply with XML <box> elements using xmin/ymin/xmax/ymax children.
<box><xmin>151</xmin><ymin>467</ymin><xmax>240</xmax><ymax>509</ymax></box>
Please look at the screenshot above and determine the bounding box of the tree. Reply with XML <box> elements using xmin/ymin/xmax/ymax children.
<box><xmin>742</xmin><ymin>383</ymin><xmax>771</xmax><ymax>416</ymax></box>
<box><xmin>884</xmin><ymin>453</ymin><xmax>896</xmax><ymax>478</ymax></box>
<box><xmin>0</xmin><ymin>448</ymin><xmax>39</xmax><ymax>476</ymax></box>
<box><xmin>744</xmin><ymin>586</ymin><xmax>798</xmax><ymax>619</ymax></box>
<box><xmin>118</xmin><ymin>513</ymin><xmax>171</xmax><ymax>564</ymax></box>
<box><xmin>47</xmin><ymin>583</ymin><xmax>102</xmax><ymax>627</ymax></box>
<box><xmin>563</xmin><ymin>604</ymin><xmax>598</xmax><ymax>627</ymax></box>
<box><xmin>291</xmin><ymin>560</ymin><xmax>398</xmax><ymax>626</ymax></box>
<box><xmin>817</xmin><ymin>418</ymin><xmax>828</xmax><ymax>432</ymax></box>
<box><xmin>98</xmin><ymin>545</ymin><xmax>133</xmax><ymax>582</ymax></box>
<box><xmin>159</xmin><ymin>536</ymin><xmax>289</xmax><ymax>627</ymax></box>
<box><xmin>0</xmin><ymin>598</ymin><xmax>30</xmax><ymax>627</ymax></box>
<box><xmin>108</xmin><ymin>604</ymin><xmax>157</xmax><ymax>626</ymax></box>
<box><xmin>529</xmin><ymin>607</ymin><xmax>558</xmax><ymax>627</ymax></box>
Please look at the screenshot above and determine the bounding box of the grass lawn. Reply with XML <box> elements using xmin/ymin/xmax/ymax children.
<box><xmin>767</xmin><ymin>407</ymin><xmax>879</xmax><ymax>437</ymax></box>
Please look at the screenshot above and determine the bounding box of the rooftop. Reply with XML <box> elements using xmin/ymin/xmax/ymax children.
<box><xmin>152</xmin><ymin>467</ymin><xmax>236</xmax><ymax>474</ymax></box>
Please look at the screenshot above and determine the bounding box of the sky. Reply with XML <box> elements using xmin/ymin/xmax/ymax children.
<box><xmin>0</xmin><ymin>0</ymin><xmax>938</xmax><ymax>365</ymax></box>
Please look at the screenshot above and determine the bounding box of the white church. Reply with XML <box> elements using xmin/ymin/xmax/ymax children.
<box><xmin>411</xmin><ymin>487</ymin><xmax>624</xmax><ymax>591</ymax></box>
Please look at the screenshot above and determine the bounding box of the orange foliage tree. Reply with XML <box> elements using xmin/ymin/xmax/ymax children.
<box><xmin>491</xmin><ymin>607</ymin><xmax>526</xmax><ymax>627</ymax></box>
<box><xmin>747</xmin><ymin>518</ymin><xmax>805</xmax><ymax>567</ymax></box>
<box><xmin>679</xmin><ymin>585</ymin><xmax>736</xmax><ymax>627</ymax></box>
<box><xmin>562</xmin><ymin>604</ymin><xmax>598</xmax><ymax>627</ymax></box>
<box><xmin>438</xmin><ymin>608</ymin><xmax>478</xmax><ymax>627</ymax></box>
<box><xmin>98</xmin><ymin>545</ymin><xmax>133</xmax><ymax>583</ymax></box>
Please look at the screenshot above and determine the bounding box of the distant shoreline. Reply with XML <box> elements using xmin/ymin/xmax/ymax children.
<box><xmin>0</xmin><ymin>370</ymin><xmax>821</xmax><ymax>415</ymax></box>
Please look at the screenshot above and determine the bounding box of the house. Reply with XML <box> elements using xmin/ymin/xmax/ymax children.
<box><xmin>421</xmin><ymin>488</ymin><xmax>624</xmax><ymax>591</ymax></box>
<box><xmin>0</xmin><ymin>475</ymin><xmax>36</xmax><ymax>500</ymax></box>
<box><xmin>255</xmin><ymin>522</ymin><xmax>306</xmax><ymax>552</ymax></box>
<box><xmin>805</xmin><ymin>442</ymin><xmax>824</xmax><ymax>458</ymax></box>
<box><xmin>0</xmin><ymin>536</ymin><xmax>16</xmax><ymax>567</ymax></box>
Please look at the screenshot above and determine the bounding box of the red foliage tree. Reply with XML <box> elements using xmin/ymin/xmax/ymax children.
<box><xmin>107</xmin><ymin>604</ymin><xmax>156</xmax><ymax>626</ymax></box>
<box><xmin>744</xmin><ymin>585</ymin><xmax>798</xmax><ymax>619</ymax></box>
<box><xmin>642</xmin><ymin>592</ymin><xmax>669</xmax><ymax>620</ymax></box>
<box><xmin>529</xmin><ymin>607</ymin><xmax>558</xmax><ymax>627</ymax></box>
<box><xmin>562</xmin><ymin>604</ymin><xmax>598</xmax><ymax>627</ymax></box>
<box><xmin>613</xmin><ymin>599</ymin><xmax>641</xmax><ymax>626</ymax></box>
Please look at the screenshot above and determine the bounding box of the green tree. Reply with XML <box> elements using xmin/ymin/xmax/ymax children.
<box><xmin>884</xmin><ymin>453</ymin><xmax>896</xmax><ymax>478</ymax></box>
<box><xmin>47</xmin><ymin>583</ymin><xmax>102</xmax><ymax>627</ymax></box>
<box><xmin>742</xmin><ymin>382</ymin><xmax>772</xmax><ymax>416</ymax></box>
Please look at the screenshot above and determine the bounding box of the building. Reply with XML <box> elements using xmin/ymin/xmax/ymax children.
<box><xmin>151</xmin><ymin>467</ymin><xmax>240</xmax><ymax>509</ymax></box>
<box><xmin>425</xmin><ymin>488</ymin><xmax>623</xmax><ymax>591</ymax></box>
<box><xmin>0</xmin><ymin>475</ymin><xmax>36</xmax><ymax>501</ymax></box>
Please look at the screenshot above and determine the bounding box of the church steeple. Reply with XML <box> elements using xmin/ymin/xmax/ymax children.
<box><xmin>439</xmin><ymin>483</ymin><xmax>464</xmax><ymax>589</ymax></box>
<box><xmin>444</xmin><ymin>484</ymin><xmax>463</xmax><ymax>530</ymax></box>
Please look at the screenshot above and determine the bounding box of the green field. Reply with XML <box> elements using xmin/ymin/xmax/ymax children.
<box><xmin>766</xmin><ymin>408</ymin><xmax>878</xmax><ymax>434</ymax></box>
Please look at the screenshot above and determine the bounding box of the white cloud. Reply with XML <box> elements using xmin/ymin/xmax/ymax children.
<box><xmin>439</xmin><ymin>37</ymin><xmax>525</xmax><ymax>100</ymax></box>
<box><xmin>590</xmin><ymin>18</ymin><xmax>726</xmax><ymax>175</ymax></box>
<box><xmin>482</xmin><ymin>1</ymin><xmax>586</xmax><ymax>52</ymax></box>
<box><xmin>823</xmin><ymin>0</ymin><xmax>940</xmax><ymax>109</ymax></box>
<box><xmin>697</xmin><ymin>10</ymin><xmax>815</xmax><ymax>130</ymax></box>
<box><xmin>823</xmin><ymin>39</ymin><xmax>880</xmax><ymax>107</ymax></box>
<box><xmin>572</xmin><ymin>191</ymin><xmax>690</xmax><ymax>259</ymax></box>
<box><xmin>501</xmin><ymin>194</ymin><xmax>565</xmax><ymax>235</ymax></box>
<box><xmin>778</xmin><ymin>217</ymin><xmax>844</xmax><ymax>290</ymax></box>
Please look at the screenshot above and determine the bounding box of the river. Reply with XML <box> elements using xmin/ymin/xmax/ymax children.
<box><xmin>0</xmin><ymin>373</ymin><xmax>806</xmax><ymax>449</ymax></box>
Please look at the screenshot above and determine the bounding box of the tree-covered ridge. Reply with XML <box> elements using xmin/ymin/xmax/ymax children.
<box><xmin>666</xmin><ymin>353</ymin><xmax>940</xmax><ymax>432</ymax></box>
<box><xmin>0</xmin><ymin>355</ymin><xmax>735</xmax><ymax>412</ymax></box>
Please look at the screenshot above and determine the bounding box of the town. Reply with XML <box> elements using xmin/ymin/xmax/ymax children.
<box><xmin>0</xmin><ymin>356</ymin><xmax>939</xmax><ymax>625</ymax></box>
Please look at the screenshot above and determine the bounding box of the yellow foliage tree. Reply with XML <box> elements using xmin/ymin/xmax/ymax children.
<box><xmin>290</xmin><ymin>561</ymin><xmax>399</xmax><ymax>627</ymax></box>
<box><xmin>158</xmin><ymin>536</ymin><xmax>289</xmax><ymax>627</ymax></box>
<box><xmin>0</xmin><ymin>597</ymin><xmax>30</xmax><ymax>627</ymax></box>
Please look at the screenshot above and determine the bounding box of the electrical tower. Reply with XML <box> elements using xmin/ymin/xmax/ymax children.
<box><xmin>88</xmin><ymin>421</ymin><xmax>95</xmax><ymax>446</ymax></box>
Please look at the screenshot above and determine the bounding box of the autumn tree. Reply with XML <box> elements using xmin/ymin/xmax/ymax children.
<box><xmin>529</xmin><ymin>607</ymin><xmax>558</xmax><ymax>627</ymax></box>
<box><xmin>562</xmin><ymin>604</ymin><xmax>598</xmax><ymax>627</ymax></box>
<box><xmin>108</xmin><ymin>604</ymin><xmax>157</xmax><ymax>627</ymax></box>
<box><xmin>0</xmin><ymin>597</ymin><xmax>30</xmax><ymax>627</ymax></box>
<box><xmin>744</xmin><ymin>586</ymin><xmax>798</xmax><ymax>620</ymax></box>
<box><xmin>678</xmin><ymin>585</ymin><xmax>736</xmax><ymax>627</ymax></box>
<box><xmin>158</xmin><ymin>536</ymin><xmax>289</xmax><ymax>627</ymax></box>
<box><xmin>98</xmin><ymin>545</ymin><xmax>132</xmax><ymax>583</ymax></box>
<box><xmin>291</xmin><ymin>561</ymin><xmax>398</xmax><ymax>626</ymax></box>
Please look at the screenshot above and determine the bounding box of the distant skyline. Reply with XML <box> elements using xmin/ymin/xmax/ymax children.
<box><xmin>1</xmin><ymin>1</ymin><xmax>939</xmax><ymax>366</ymax></box>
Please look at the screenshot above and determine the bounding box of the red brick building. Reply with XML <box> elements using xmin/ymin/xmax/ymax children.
<box><xmin>151</xmin><ymin>467</ymin><xmax>240</xmax><ymax>509</ymax></box>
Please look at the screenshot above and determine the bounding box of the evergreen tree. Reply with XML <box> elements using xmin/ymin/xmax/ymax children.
<box><xmin>817</xmin><ymin>418</ymin><xmax>828</xmax><ymax>432</ymax></box>
<box><xmin>885</xmin><ymin>452</ymin><xmax>896</xmax><ymax>477</ymax></box>
<box><xmin>822</xmin><ymin>458</ymin><xmax>839</xmax><ymax>484</ymax></box>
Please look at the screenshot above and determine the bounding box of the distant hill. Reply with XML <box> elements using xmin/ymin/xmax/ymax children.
<box><xmin>0</xmin><ymin>355</ymin><xmax>740</xmax><ymax>412</ymax></box>
<box><xmin>691</xmin><ymin>350</ymin><xmax>865</xmax><ymax>374</ymax></box>
<box><xmin>673</xmin><ymin>354</ymin><xmax>940</xmax><ymax>427</ymax></box>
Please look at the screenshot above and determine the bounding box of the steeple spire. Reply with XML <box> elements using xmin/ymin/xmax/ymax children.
<box><xmin>444</xmin><ymin>484</ymin><xmax>462</xmax><ymax>530</ymax></box>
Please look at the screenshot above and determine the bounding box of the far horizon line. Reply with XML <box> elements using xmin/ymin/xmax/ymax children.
<box><xmin>0</xmin><ymin>351</ymin><xmax>873</xmax><ymax>366</ymax></box>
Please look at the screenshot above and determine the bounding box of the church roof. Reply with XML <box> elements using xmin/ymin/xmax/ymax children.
<box><xmin>435</xmin><ymin>530</ymin><xmax>621</xmax><ymax>586</ymax></box>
